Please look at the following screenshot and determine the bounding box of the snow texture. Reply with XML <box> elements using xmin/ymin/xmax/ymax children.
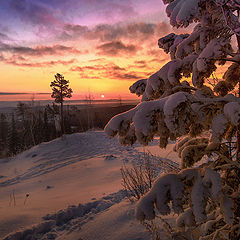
<box><xmin>210</xmin><ymin>114</ymin><xmax>229</xmax><ymax>143</ymax></box>
<box><xmin>176</xmin><ymin>208</ymin><xmax>196</xmax><ymax>229</ymax></box>
<box><xmin>2</xmin><ymin>131</ymin><xmax>175</xmax><ymax>239</ymax></box>
<box><xmin>202</xmin><ymin>168</ymin><xmax>222</xmax><ymax>201</ymax></box>
<box><xmin>224</xmin><ymin>102</ymin><xmax>240</xmax><ymax>126</ymax></box>
<box><xmin>163</xmin><ymin>92</ymin><xmax>193</xmax><ymax>136</ymax></box>
<box><xmin>129</xmin><ymin>79</ymin><xmax>147</xmax><ymax>97</ymax></box>
<box><xmin>165</xmin><ymin>0</ymin><xmax>202</xmax><ymax>28</ymax></box>
<box><xmin>136</xmin><ymin>167</ymin><xmax>234</xmax><ymax>226</ymax></box>
<box><xmin>3</xmin><ymin>190</ymin><xmax>127</xmax><ymax>240</ymax></box>
<box><xmin>105</xmin><ymin>90</ymin><xmax>240</xmax><ymax>148</ymax></box>
<box><xmin>136</xmin><ymin>174</ymin><xmax>184</xmax><ymax>220</ymax></box>
<box><xmin>191</xmin><ymin>172</ymin><xmax>208</xmax><ymax>223</ymax></box>
<box><xmin>104</xmin><ymin>107</ymin><xmax>139</xmax><ymax>138</ymax></box>
<box><xmin>220</xmin><ymin>195</ymin><xmax>234</xmax><ymax>224</ymax></box>
<box><xmin>158</xmin><ymin>33</ymin><xmax>189</xmax><ymax>59</ymax></box>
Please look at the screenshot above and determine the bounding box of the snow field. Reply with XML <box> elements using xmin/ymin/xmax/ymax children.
<box><xmin>0</xmin><ymin>131</ymin><xmax>179</xmax><ymax>239</ymax></box>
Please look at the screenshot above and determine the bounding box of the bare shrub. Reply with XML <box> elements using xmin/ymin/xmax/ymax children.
<box><xmin>121</xmin><ymin>152</ymin><xmax>180</xmax><ymax>239</ymax></box>
<box><xmin>120</xmin><ymin>152</ymin><xmax>161</xmax><ymax>202</ymax></box>
<box><xmin>121</xmin><ymin>151</ymin><xmax>180</xmax><ymax>202</ymax></box>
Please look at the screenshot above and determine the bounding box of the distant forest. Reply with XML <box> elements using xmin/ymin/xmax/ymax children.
<box><xmin>0</xmin><ymin>102</ymin><xmax>135</xmax><ymax>158</ymax></box>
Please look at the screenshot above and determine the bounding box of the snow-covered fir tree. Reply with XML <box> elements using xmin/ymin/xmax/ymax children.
<box><xmin>105</xmin><ymin>0</ymin><xmax>240</xmax><ymax>239</ymax></box>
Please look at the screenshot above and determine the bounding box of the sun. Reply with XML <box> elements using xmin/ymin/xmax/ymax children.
<box><xmin>101</xmin><ymin>94</ymin><xmax>105</xmax><ymax>98</ymax></box>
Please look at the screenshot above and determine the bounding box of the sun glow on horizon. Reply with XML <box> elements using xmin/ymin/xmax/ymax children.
<box><xmin>0</xmin><ymin>0</ymin><xmax>169</xmax><ymax>103</ymax></box>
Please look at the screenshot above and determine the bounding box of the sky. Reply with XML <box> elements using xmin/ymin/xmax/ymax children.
<box><xmin>0</xmin><ymin>0</ymin><xmax>182</xmax><ymax>100</ymax></box>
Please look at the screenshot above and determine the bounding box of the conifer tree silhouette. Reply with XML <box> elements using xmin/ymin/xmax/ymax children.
<box><xmin>50</xmin><ymin>73</ymin><xmax>72</xmax><ymax>134</ymax></box>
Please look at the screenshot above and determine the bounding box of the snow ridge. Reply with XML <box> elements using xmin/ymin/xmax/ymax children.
<box><xmin>0</xmin><ymin>131</ymin><xmax>137</xmax><ymax>187</ymax></box>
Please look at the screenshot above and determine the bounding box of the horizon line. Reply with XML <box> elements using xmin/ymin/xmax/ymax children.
<box><xmin>0</xmin><ymin>92</ymin><xmax>50</xmax><ymax>95</ymax></box>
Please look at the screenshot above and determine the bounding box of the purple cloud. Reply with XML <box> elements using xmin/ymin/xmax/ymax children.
<box><xmin>96</xmin><ymin>40</ymin><xmax>138</xmax><ymax>56</ymax></box>
<box><xmin>0</xmin><ymin>43</ymin><xmax>82</xmax><ymax>56</ymax></box>
<box><xmin>10</xmin><ymin>0</ymin><xmax>60</xmax><ymax>26</ymax></box>
<box><xmin>60</xmin><ymin>21</ymin><xmax>170</xmax><ymax>42</ymax></box>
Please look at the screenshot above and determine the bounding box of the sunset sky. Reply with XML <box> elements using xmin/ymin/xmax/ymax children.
<box><xmin>0</xmin><ymin>0</ymin><xmax>188</xmax><ymax>100</ymax></box>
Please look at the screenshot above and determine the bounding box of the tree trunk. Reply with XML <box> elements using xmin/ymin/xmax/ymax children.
<box><xmin>60</xmin><ymin>79</ymin><xmax>64</xmax><ymax>136</ymax></box>
<box><xmin>237</xmin><ymin>35</ymin><xmax>240</xmax><ymax>161</ymax></box>
<box><xmin>60</xmin><ymin>101</ymin><xmax>64</xmax><ymax>135</ymax></box>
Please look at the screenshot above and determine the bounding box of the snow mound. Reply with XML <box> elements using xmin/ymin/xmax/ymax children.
<box><xmin>0</xmin><ymin>131</ymin><xmax>134</xmax><ymax>187</ymax></box>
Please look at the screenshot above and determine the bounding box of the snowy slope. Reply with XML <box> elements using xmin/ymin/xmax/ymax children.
<box><xmin>0</xmin><ymin>131</ymin><xmax>179</xmax><ymax>239</ymax></box>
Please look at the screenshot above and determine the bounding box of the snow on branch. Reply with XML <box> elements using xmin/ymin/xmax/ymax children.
<box><xmin>132</xmin><ymin>30</ymin><xmax>233</xmax><ymax>100</ymax></box>
<box><xmin>142</xmin><ymin>56</ymin><xmax>197</xmax><ymax>100</ymax></box>
<box><xmin>193</xmin><ymin>38</ymin><xmax>232</xmax><ymax>87</ymax></box>
<box><xmin>176</xmin><ymin>208</ymin><xmax>196</xmax><ymax>229</ymax></box>
<box><xmin>202</xmin><ymin>167</ymin><xmax>222</xmax><ymax>201</ymax></box>
<box><xmin>129</xmin><ymin>79</ymin><xmax>147</xmax><ymax>97</ymax></box>
<box><xmin>210</xmin><ymin>114</ymin><xmax>230</xmax><ymax>143</ymax></box>
<box><xmin>135</xmin><ymin>173</ymin><xmax>184</xmax><ymax>220</ymax></box>
<box><xmin>175</xmin><ymin>25</ymin><xmax>202</xmax><ymax>59</ymax></box>
<box><xmin>164</xmin><ymin>0</ymin><xmax>202</xmax><ymax>28</ymax></box>
<box><xmin>105</xmin><ymin>91</ymin><xmax>240</xmax><ymax>149</ymax></box>
<box><xmin>224</xmin><ymin>102</ymin><xmax>240</xmax><ymax>126</ymax></box>
<box><xmin>158</xmin><ymin>33</ymin><xmax>189</xmax><ymax>59</ymax></box>
<box><xmin>104</xmin><ymin>106</ymin><xmax>139</xmax><ymax>138</ymax></box>
<box><xmin>136</xmin><ymin>167</ymin><xmax>233</xmax><ymax>225</ymax></box>
<box><xmin>163</xmin><ymin>92</ymin><xmax>194</xmax><ymax>136</ymax></box>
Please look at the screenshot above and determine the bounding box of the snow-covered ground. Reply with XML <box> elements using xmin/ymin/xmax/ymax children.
<box><xmin>0</xmin><ymin>131</ymin><xmax>179</xmax><ymax>240</ymax></box>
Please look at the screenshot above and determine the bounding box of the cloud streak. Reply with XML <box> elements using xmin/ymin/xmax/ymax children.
<box><xmin>0</xmin><ymin>43</ymin><xmax>82</xmax><ymax>57</ymax></box>
<box><xmin>70</xmin><ymin>62</ymin><xmax>145</xmax><ymax>80</ymax></box>
<box><xmin>60</xmin><ymin>21</ymin><xmax>170</xmax><ymax>42</ymax></box>
<box><xmin>96</xmin><ymin>41</ymin><xmax>138</xmax><ymax>56</ymax></box>
<box><xmin>4</xmin><ymin>57</ymin><xmax>77</xmax><ymax>68</ymax></box>
<box><xmin>0</xmin><ymin>92</ymin><xmax>50</xmax><ymax>95</ymax></box>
